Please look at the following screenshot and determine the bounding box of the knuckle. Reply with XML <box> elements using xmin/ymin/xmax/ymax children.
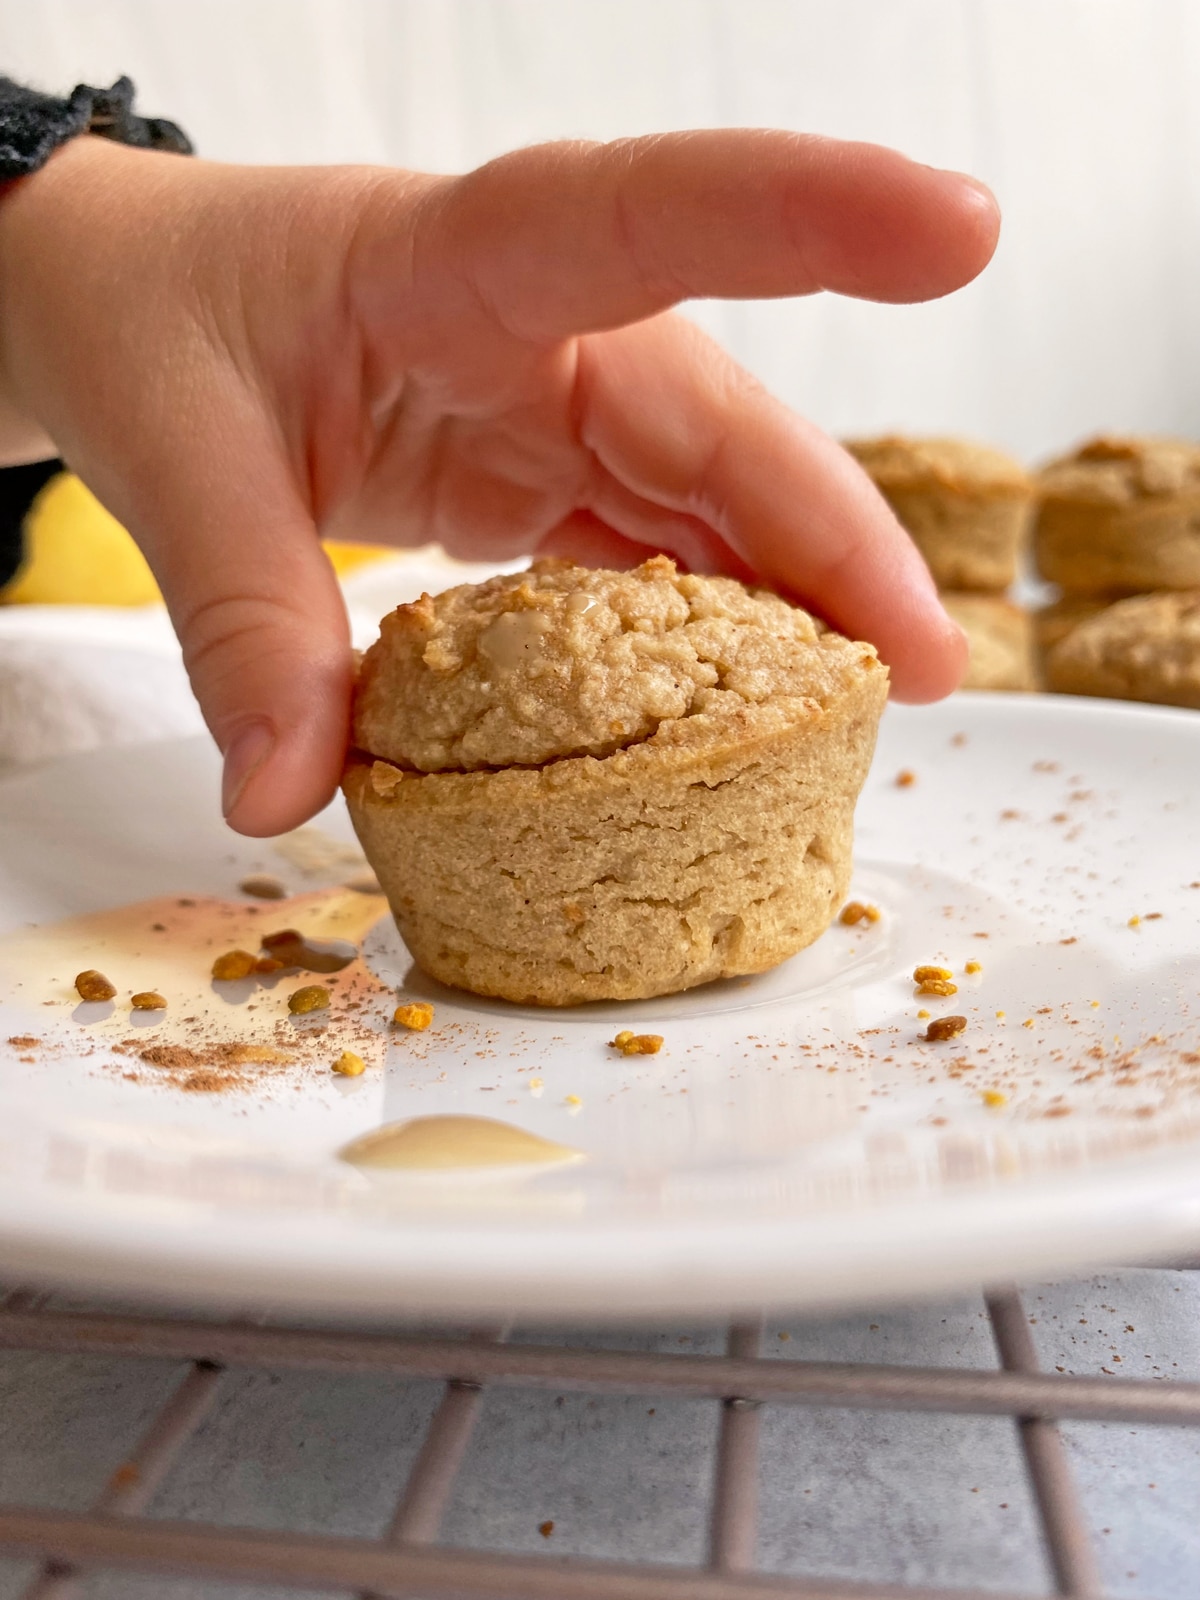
<box><xmin>178</xmin><ymin>592</ymin><xmax>309</xmax><ymax>696</ymax></box>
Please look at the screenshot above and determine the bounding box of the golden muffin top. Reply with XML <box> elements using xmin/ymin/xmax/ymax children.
<box><xmin>353</xmin><ymin>555</ymin><xmax>884</xmax><ymax>772</ymax></box>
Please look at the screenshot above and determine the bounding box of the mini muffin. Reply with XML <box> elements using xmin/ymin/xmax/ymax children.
<box><xmin>843</xmin><ymin>435</ymin><xmax>1033</xmax><ymax>592</ymax></box>
<box><xmin>1035</xmin><ymin>436</ymin><xmax>1200</xmax><ymax>593</ymax></box>
<box><xmin>1043</xmin><ymin>590</ymin><xmax>1200</xmax><ymax>709</ymax></box>
<box><xmin>345</xmin><ymin>557</ymin><xmax>888</xmax><ymax>1006</ymax></box>
<box><xmin>940</xmin><ymin>594</ymin><xmax>1036</xmax><ymax>692</ymax></box>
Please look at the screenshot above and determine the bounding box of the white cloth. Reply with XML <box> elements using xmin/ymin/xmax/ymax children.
<box><xmin>0</xmin><ymin>550</ymin><xmax>517</xmax><ymax>771</ymax></box>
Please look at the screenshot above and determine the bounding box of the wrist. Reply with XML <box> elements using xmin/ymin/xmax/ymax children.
<box><xmin>0</xmin><ymin>68</ymin><xmax>191</xmax><ymax>462</ymax></box>
<box><xmin>0</xmin><ymin>137</ymin><xmax>138</xmax><ymax>464</ymax></box>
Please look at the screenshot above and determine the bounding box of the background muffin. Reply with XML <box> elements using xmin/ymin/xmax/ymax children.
<box><xmin>1035</xmin><ymin>436</ymin><xmax>1200</xmax><ymax>594</ymax></box>
<box><xmin>940</xmin><ymin>593</ymin><xmax>1036</xmax><ymax>692</ymax></box>
<box><xmin>1043</xmin><ymin>590</ymin><xmax>1200</xmax><ymax>709</ymax></box>
<box><xmin>843</xmin><ymin>435</ymin><xmax>1034</xmax><ymax>593</ymax></box>
<box><xmin>1032</xmin><ymin>592</ymin><xmax>1123</xmax><ymax>661</ymax></box>
<box><xmin>347</xmin><ymin>558</ymin><xmax>888</xmax><ymax>1005</ymax></box>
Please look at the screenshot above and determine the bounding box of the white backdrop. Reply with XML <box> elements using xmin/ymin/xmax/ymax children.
<box><xmin>3</xmin><ymin>0</ymin><xmax>1199</xmax><ymax>464</ymax></box>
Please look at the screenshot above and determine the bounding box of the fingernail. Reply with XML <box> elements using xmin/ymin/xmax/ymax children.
<box><xmin>944</xmin><ymin>615</ymin><xmax>970</xmax><ymax>682</ymax></box>
<box><xmin>949</xmin><ymin>170</ymin><xmax>1000</xmax><ymax>216</ymax></box>
<box><xmin>222</xmin><ymin>722</ymin><xmax>274</xmax><ymax>820</ymax></box>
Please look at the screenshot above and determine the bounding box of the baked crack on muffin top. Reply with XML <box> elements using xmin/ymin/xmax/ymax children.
<box><xmin>353</xmin><ymin>555</ymin><xmax>880</xmax><ymax>772</ymax></box>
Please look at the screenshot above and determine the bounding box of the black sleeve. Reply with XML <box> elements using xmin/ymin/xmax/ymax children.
<box><xmin>0</xmin><ymin>75</ymin><xmax>191</xmax><ymax>181</ymax></box>
<box><xmin>0</xmin><ymin>459</ymin><xmax>63</xmax><ymax>590</ymax></box>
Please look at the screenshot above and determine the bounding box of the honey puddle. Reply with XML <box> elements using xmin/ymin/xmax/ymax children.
<box><xmin>0</xmin><ymin>887</ymin><xmax>394</xmax><ymax>1081</ymax></box>
<box><xmin>341</xmin><ymin>1115</ymin><xmax>583</xmax><ymax>1172</ymax></box>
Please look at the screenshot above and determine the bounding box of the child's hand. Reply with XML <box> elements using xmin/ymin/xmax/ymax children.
<box><xmin>0</xmin><ymin>130</ymin><xmax>998</xmax><ymax>835</ymax></box>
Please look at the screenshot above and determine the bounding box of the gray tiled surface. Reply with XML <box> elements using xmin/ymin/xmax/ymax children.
<box><xmin>0</xmin><ymin>1271</ymin><xmax>1197</xmax><ymax>1598</ymax></box>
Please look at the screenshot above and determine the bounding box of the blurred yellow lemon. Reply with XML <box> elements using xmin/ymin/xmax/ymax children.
<box><xmin>2</xmin><ymin>472</ymin><xmax>159</xmax><ymax>606</ymax></box>
<box><xmin>0</xmin><ymin>472</ymin><xmax>393</xmax><ymax>606</ymax></box>
<box><xmin>323</xmin><ymin>540</ymin><xmax>395</xmax><ymax>578</ymax></box>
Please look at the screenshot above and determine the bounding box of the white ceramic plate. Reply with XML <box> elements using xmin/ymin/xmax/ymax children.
<box><xmin>1</xmin><ymin>695</ymin><xmax>1199</xmax><ymax>1320</ymax></box>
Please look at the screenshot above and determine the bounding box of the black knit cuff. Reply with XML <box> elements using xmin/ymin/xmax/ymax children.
<box><xmin>0</xmin><ymin>75</ymin><xmax>191</xmax><ymax>180</ymax></box>
<box><xmin>0</xmin><ymin>459</ymin><xmax>62</xmax><ymax>590</ymax></box>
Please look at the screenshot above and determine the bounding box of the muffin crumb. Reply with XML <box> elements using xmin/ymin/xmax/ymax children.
<box><xmin>393</xmin><ymin>1001</ymin><xmax>434</xmax><ymax>1031</ymax></box>
<box><xmin>239</xmin><ymin>873</ymin><xmax>287</xmax><ymax>900</ymax></box>
<box><xmin>840</xmin><ymin>901</ymin><xmax>881</xmax><ymax>926</ymax></box>
<box><xmin>75</xmin><ymin>970</ymin><xmax>116</xmax><ymax>1002</ymax></box>
<box><xmin>923</xmin><ymin>1015</ymin><xmax>967</xmax><ymax>1042</ymax></box>
<box><xmin>288</xmin><ymin>985</ymin><xmax>331</xmax><ymax>1015</ymax></box>
<box><xmin>610</xmin><ymin>1030</ymin><xmax>664</xmax><ymax>1056</ymax></box>
<box><xmin>212</xmin><ymin>950</ymin><xmax>257</xmax><ymax>981</ymax></box>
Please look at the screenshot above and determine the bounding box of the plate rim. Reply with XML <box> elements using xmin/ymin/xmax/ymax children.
<box><xmin>1</xmin><ymin>693</ymin><xmax>1199</xmax><ymax>1317</ymax></box>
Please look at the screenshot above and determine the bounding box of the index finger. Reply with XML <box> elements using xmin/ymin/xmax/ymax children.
<box><xmin>575</xmin><ymin>313</ymin><xmax>967</xmax><ymax>702</ymax></box>
<box><xmin>426</xmin><ymin>129</ymin><xmax>999</xmax><ymax>342</ymax></box>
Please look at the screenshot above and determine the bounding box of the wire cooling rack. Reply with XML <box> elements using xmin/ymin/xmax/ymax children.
<box><xmin>0</xmin><ymin>1282</ymin><xmax>1197</xmax><ymax>1599</ymax></box>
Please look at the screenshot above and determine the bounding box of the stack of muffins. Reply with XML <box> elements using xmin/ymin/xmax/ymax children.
<box><xmin>1032</xmin><ymin>438</ymin><xmax>1200</xmax><ymax>709</ymax></box>
<box><xmin>843</xmin><ymin>436</ymin><xmax>1037</xmax><ymax>691</ymax></box>
<box><xmin>846</xmin><ymin>433</ymin><xmax>1200</xmax><ymax>710</ymax></box>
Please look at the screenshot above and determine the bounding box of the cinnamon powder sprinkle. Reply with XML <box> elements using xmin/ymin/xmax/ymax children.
<box><xmin>137</xmin><ymin>1040</ymin><xmax>295</xmax><ymax>1094</ymax></box>
<box><xmin>180</xmin><ymin>1070</ymin><xmax>229</xmax><ymax>1093</ymax></box>
<box><xmin>139</xmin><ymin>1045</ymin><xmax>205</xmax><ymax>1072</ymax></box>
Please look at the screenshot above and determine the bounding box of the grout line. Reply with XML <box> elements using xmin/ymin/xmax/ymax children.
<box><xmin>985</xmin><ymin>1288</ymin><xmax>1105</xmax><ymax>1600</ymax></box>
<box><xmin>0</xmin><ymin>1504</ymin><xmax>1079</xmax><ymax>1600</ymax></box>
<box><xmin>710</xmin><ymin>1321</ymin><xmax>764</xmax><ymax>1572</ymax></box>
<box><xmin>0</xmin><ymin>1309</ymin><xmax>1196</xmax><ymax>1423</ymax></box>
<box><xmin>18</xmin><ymin>1359</ymin><xmax>224</xmax><ymax>1600</ymax></box>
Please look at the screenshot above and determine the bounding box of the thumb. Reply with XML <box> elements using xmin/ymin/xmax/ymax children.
<box><xmin>96</xmin><ymin>428</ymin><xmax>353</xmax><ymax>838</ymax></box>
